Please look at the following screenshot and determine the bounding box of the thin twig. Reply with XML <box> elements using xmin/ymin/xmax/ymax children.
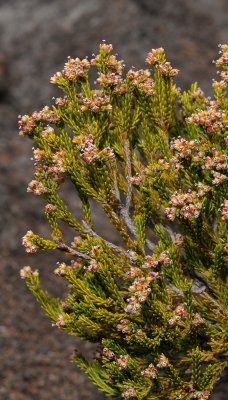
<box><xmin>119</xmin><ymin>138</ymin><xmax>138</xmax><ymax>238</ymax></box>
<box><xmin>112</xmin><ymin>160</ymin><xmax>121</xmax><ymax>202</ymax></box>
<box><xmin>56</xmin><ymin>241</ymin><xmax>92</xmax><ymax>260</ymax></box>
<box><xmin>124</xmin><ymin>139</ymin><xmax>132</xmax><ymax>214</ymax></box>
<box><xmin>145</xmin><ymin>239</ymin><xmax>155</xmax><ymax>250</ymax></box>
<box><xmin>115</xmin><ymin>139</ymin><xmax>156</xmax><ymax>250</ymax></box>
<box><xmin>82</xmin><ymin>221</ymin><xmax>133</xmax><ymax>260</ymax></box>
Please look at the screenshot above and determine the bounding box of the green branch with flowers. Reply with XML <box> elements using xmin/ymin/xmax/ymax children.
<box><xmin>19</xmin><ymin>43</ymin><xmax>227</xmax><ymax>399</ymax></box>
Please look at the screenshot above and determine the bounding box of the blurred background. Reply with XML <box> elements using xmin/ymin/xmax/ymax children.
<box><xmin>0</xmin><ymin>1</ymin><xmax>227</xmax><ymax>399</ymax></box>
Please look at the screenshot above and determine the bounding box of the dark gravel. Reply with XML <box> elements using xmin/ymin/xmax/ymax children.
<box><xmin>0</xmin><ymin>1</ymin><xmax>227</xmax><ymax>399</ymax></box>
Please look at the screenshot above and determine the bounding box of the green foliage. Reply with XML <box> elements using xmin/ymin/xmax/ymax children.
<box><xmin>19</xmin><ymin>43</ymin><xmax>228</xmax><ymax>399</ymax></box>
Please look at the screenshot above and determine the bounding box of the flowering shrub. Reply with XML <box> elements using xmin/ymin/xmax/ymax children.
<box><xmin>19</xmin><ymin>43</ymin><xmax>227</xmax><ymax>399</ymax></box>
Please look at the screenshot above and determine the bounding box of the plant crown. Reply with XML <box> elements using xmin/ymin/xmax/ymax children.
<box><xmin>19</xmin><ymin>43</ymin><xmax>228</xmax><ymax>399</ymax></box>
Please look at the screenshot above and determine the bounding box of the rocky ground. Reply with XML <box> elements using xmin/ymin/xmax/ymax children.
<box><xmin>0</xmin><ymin>1</ymin><xmax>227</xmax><ymax>399</ymax></box>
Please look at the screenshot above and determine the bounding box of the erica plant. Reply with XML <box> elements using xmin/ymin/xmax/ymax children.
<box><xmin>19</xmin><ymin>43</ymin><xmax>227</xmax><ymax>399</ymax></box>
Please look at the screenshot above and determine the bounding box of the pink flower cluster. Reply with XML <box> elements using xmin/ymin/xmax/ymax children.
<box><xmin>188</xmin><ymin>391</ymin><xmax>209</xmax><ymax>399</ymax></box>
<box><xmin>105</xmin><ymin>55</ymin><xmax>124</xmax><ymax>74</ymax></box>
<box><xmin>96</xmin><ymin>72</ymin><xmax>125</xmax><ymax>94</ymax></box>
<box><xmin>86</xmin><ymin>259</ymin><xmax>99</xmax><ymax>272</ymax></box>
<box><xmin>73</xmin><ymin>134</ymin><xmax>114</xmax><ymax>164</ymax></box>
<box><xmin>156</xmin><ymin>354</ymin><xmax>169</xmax><ymax>368</ymax></box>
<box><xmin>52</xmin><ymin>149</ymin><xmax>66</xmax><ymax>173</ymax></box>
<box><xmin>170</xmin><ymin>189</ymin><xmax>197</xmax><ymax>205</ymax></box>
<box><xmin>22</xmin><ymin>230</ymin><xmax>38</xmax><ymax>253</ymax></box>
<box><xmin>145</xmin><ymin>48</ymin><xmax>165</xmax><ymax>65</ymax></box>
<box><xmin>169</xmin><ymin>139</ymin><xmax>226</xmax><ymax>177</ymax></box>
<box><xmin>124</xmin><ymin>296</ymin><xmax>141</xmax><ymax>315</ymax></box>
<box><xmin>122</xmin><ymin>385</ymin><xmax>137</xmax><ymax>398</ymax></box>
<box><xmin>124</xmin><ymin>252</ymin><xmax>169</xmax><ymax>314</ymax></box>
<box><xmin>71</xmin><ymin>236</ymin><xmax>83</xmax><ymax>248</ymax></box>
<box><xmin>33</xmin><ymin>106</ymin><xmax>61</xmax><ymax>124</ymax></box>
<box><xmin>55</xmin><ymin>314</ymin><xmax>66</xmax><ymax>328</ymax></box>
<box><xmin>41</xmin><ymin>126</ymin><xmax>55</xmax><ymax>139</ymax></box>
<box><xmin>221</xmin><ymin>200</ymin><xmax>228</xmax><ymax>221</ymax></box>
<box><xmin>128</xmin><ymin>276</ymin><xmax>152</xmax><ymax>302</ymax></box>
<box><xmin>101</xmin><ymin>146</ymin><xmax>115</xmax><ymax>159</ymax></box>
<box><xmin>20</xmin><ymin>266</ymin><xmax>38</xmax><ymax>279</ymax></box>
<box><xmin>202</xmin><ymin>150</ymin><xmax>228</xmax><ymax>171</ymax></box>
<box><xmin>91</xmin><ymin>43</ymin><xmax>124</xmax><ymax>75</ymax></box>
<box><xmin>213</xmin><ymin>79</ymin><xmax>227</xmax><ymax>92</ymax></box>
<box><xmin>116</xmin><ymin>319</ymin><xmax>131</xmax><ymax>334</ymax></box>
<box><xmin>54</xmin><ymin>262</ymin><xmax>68</xmax><ymax>276</ymax></box>
<box><xmin>170</xmin><ymin>138</ymin><xmax>198</xmax><ymax>159</ymax></box>
<box><xmin>54</xmin><ymin>96</ymin><xmax>69</xmax><ymax>107</ymax></box>
<box><xmin>18</xmin><ymin>115</ymin><xmax>35</xmax><ymax>136</ymax></box>
<box><xmin>130</xmin><ymin>168</ymin><xmax>149</xmax><ymax>185</ymax></box>
<box><xmin>156</xmin><ymin>62</ymin><xmax>179</xmax><ymax>77</ymax></box>
<box><xmin>215</xmin><ymin>44</ymin><xmax>228</xmax><ymax>69</ymax></box>
<box><xmin>117</xmin><ymin>355</ymin><xmax>129</xmax><ymax>370</ymax></box>
<box><xmin>166</xmin><ymin>190</ymin><xmax>203</xmax><ymax>221</ymax></box>
<box><xmin>62</xmin><ymin>57</ymin><xmax>90</xmax><ymax>81</ymax></box>
<box><xmin>190</xmin><ymin>88</ymin><xmax>205</xmax><ymax>100</ymax></box>
<box><xmin>98</xmin><ymin>43</ymin><xmax>113</xmax><ymax>54</ymax></box>
<box><xmin>103</xmin><ymin>348</ymin><xmax>130</xmax><ymax>376</ymax></box>
<box><xmin>220</xmin><ymin>71</ymin><xmax>228</xmax><ymax>83</ymax></box>
<box><xmin>125</xmin><ymin>266</ymin><xmax>142</xmax><ymax>278</ymax></box>
<box><xmin>195</xmin><ymin>183</ymin><xmax>211</xmax><ymax>197</ymax></box>
<box><xmin>27</xmin><ymin>180</ymin><xmax>46</xmax><ymax>195</ymax></box>
<box><xmin>142</xmin><ymin>252</ymin><xmax>172</xmax><ymax>269</ymax></box>
<box><xmin>186</xmin><ymin>101</ymin><xmax>225</xmax><ymax>133</ymax></box>
<box><xmin>170</xmin><ymin>140</ymin><xmax>227</xmax><ymax>189</ymax></box>
<box><xmin>125</xmin><ymin>271</ymin><xmax>161</xmax><ymax>314</ymax></box>
<box><xmin>54</xmin><ymin>261</ymin><xmax>79</xmax><ymax>277</ymax></box>
<box><xmin>32</xmin><ymin>148</ymin><xmax>46</xmax><ymax>162</ymax></box>
<box><xmin>116</xmin><ymin>321</ymin><xmax>148</xmax><ymax>343</ymax></box>
<box><xmin>134</xmin><ymin>328</ymin><xmax>145</xmax><ymax>339</ymax></box>
<box><xmin>102</xmin><ymin>347</ymin><xmax>115</xmax><ymax>359</ymax></box>
<box><xmin>73</xmin><ymin>134</ymin><xmax>100</xmax><ymax>163</ymax></box>
<box><xmin>168</xmin><ymin>304</ymin><xmax>188</xmax><ymax>326</ymax></box>
<box><xmin>127</xmin><ymin>69</ymin><xmax>155</xmax><ymax>95</ymax></box>
<box><xmin>145</xmin><ymin>47</ymin><xmax>179</xmax><ymax>76</ymax></box>
<box><xmin>190</xmin><ymin>313</ymin><xmax>204</xmax><ymax>327</ymax></box>
<box><xmin>141</xmin><ymin>363</ymin><xmax>157</xmax><ymax>379</ymax></box>
<box><xmin>99</xmin><ymin>74</ymin><xmax>126</xmax><ymax>94</ymax></box>
<box><xmin>211</xmin><ymin>171</ymin><xmax>227</xmax><ymax>185</ymax></box>
<box><xmin>45</xmin><ymin>204</ymin><xmax>56</xmax><ymax>213</ymax></box>
<box><xmin>50</xmin><ymin>71</ymin><xmax>64</xmax><ymax>85</ymax></box>
<box><xmin>157</xmin><ymin>159</ymin><xmax>170</xmax><ymax>170</ymax></box>
<box><xmin>77</xmin><ymin>91</ymin><xmax>112</xmax><ymax>113</ymax></box>
<box><xmin>18</xmin><ymin>107</ymin><xmax>61</xmax><ymax>136</ymax></box>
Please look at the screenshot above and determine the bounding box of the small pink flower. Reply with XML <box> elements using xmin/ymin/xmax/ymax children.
<box><xmin>157</xmin><ymin>354</ymin><xmax>169</xmax><ymax>368</ymax></box>
<box><xmin>142</xmin><ymin>363</ymin><xmax>157</xmax><ymax>379</ymax></box>
<box><xmin>103</xmin><ymin>347</ymin><xmax>115</xmax><ymax>359</ymax></box>
<box><xmin>55</xmin><ymin>315</ymin><xmax>66</xmax><ymax>328</ymax></box>
<box><xmin>116</xmin><ymin>319</ymin><xmax>131</xmax><ymax>334</ymax></box>
<box><xmin>22</xmin><ymin>231</ymin><xmax>38</xmax><ymax>253</ymax></box>
<box><xmin>117</xmin><ymin>355</ymin><xmax>129</xmax><ymax>370</ymax></box>
<box><xmin>27</xmin><ymin>180</ymin><xmax>46</xmax><ymax>195</ymax></box>
<box><xmin>122</xmin><ymin>385</ymin><xmax>137</xmax><ymax>398</ymax></box>
<box><xmin>18</xmin><ymin>114</ymin><xmax>35</xmax><ymax>136</ymax></box>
